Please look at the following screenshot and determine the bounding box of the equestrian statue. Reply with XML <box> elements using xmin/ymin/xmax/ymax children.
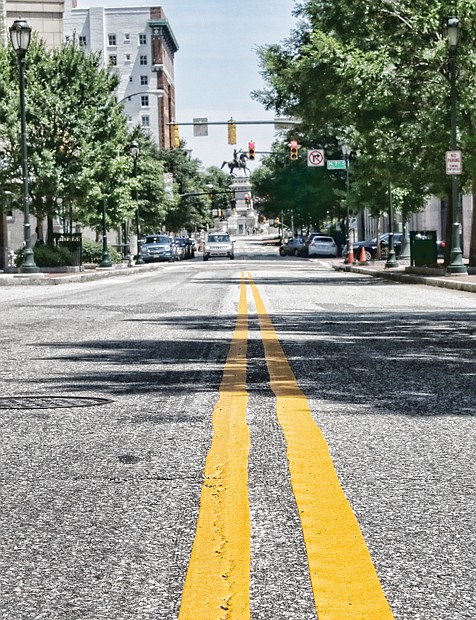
<box><xmin>221</xmin><ymin>149</ymin><xmax>251</xmax><ymax>176</ymax></box>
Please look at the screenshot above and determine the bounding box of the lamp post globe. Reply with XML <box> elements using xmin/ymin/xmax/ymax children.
<box><xmin>446</xmin><ymin>16</ymin><xmax>467</xmax><ymax>274</ymax></box>
<box><xmin>130</xmin><ymin>140</ymin><xmax>144</xmax><ymax>265</ymax></box>
<box><xmin>10</xmin><ymin>18</ymin><xmax>39</xmax><ymax>274</ymax></box>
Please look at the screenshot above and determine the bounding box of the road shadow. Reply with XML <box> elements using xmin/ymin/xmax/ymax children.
<box><xmin>27</xmin><ymin>307</ymin><xmax>476</xmax><ymax>418</ymax></box>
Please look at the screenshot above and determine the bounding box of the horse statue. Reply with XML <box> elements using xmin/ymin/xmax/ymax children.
<box><xmin>221</xmin><ymin>149</ymin><xmax>251</xmax><ymax>176</ymax></box>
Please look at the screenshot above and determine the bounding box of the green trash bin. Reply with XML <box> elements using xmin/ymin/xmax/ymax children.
<box><xmin>410</xmin><ymin>231</ymin><xmax>437</xmax><ymax>267</ymax></box>
<box><xmin>53</xmin><ymin>233</ymin><xmax>82</xmax><ymax>267</ymax></box>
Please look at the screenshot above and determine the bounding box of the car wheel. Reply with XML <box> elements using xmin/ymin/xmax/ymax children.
<box><xmin>365</xmin><ymin>250</ymin><xmax>372</xmax><ymax>262</ymax></box>
<box><xmin>203</xmin><ymin>254</ymin><xmax>209</xmax><ymax>261</ymax></box>
<box><xmin>279</xmin><ymin>248</ymin><xmax>285</xmax><ymax>256</ymax></box>
<box><xmin>229</xmin><ymin>254</ymin><xmax>235</xmax><ymax>260</ymax></box>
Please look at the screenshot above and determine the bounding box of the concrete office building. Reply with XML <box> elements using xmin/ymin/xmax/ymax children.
<box><xmin>64</xmin><ymin>4</ymin><xmax>178</xmax><ymax>148</ymax></box>
<box><xmin>5</xmin><ymin>0</ymin><xmax>65</xmax><ymax>48</ymax></box>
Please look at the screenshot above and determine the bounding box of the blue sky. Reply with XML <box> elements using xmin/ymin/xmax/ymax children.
<box><xmin>79</xmin><ymin>0</ymin><xmax>297</xmax><ymax>168</ymax></box>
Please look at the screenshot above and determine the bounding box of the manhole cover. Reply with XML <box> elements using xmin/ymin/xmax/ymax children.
<box><xmin>0</xmin><ymin>396</ymin><xmax>112</xmax><ymax>410</ymax></box>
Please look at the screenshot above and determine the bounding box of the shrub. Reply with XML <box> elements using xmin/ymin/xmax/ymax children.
<box><xmin>82</xmin><ymin>239</ymin><xmax>121</xmax><ymax>264</ymax></box>
<box><xmin>16</xmin><ymin>243</ymin><xmax>74</xmax><ymax>267</ymax></box>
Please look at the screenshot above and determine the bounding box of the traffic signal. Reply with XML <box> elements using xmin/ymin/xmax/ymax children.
<box><xmin>171</xmin><ymin>123</ymin><xmax>180</xmax><ymax>148</ymax></box>
<box><xmin>290</xmin><ymin>140</ymin><xmax>298</xmax><ymax>160</ymax></box>
<box><xmin>228</xmin><ymin>120</ymin><xmax>237</xmax><ymax>145</ymax></box>
<box><xmin>248</xmin><ymin>141</ymin><xmax>256</xmax><ymax>160</ymax></box>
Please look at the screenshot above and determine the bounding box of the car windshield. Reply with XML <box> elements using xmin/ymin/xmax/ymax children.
<box><xmin>145</xmin><ymin>236</ymin><xmax>170</xmax><ymax>244</ymax></box>
<box><xmin>208</xmin><ymin>235</ymin><xmax>230</xmax><ymax>243</ymax></box>
<box><xmin>314</xmin><ymin>237</ymin><xmax>334</xmax><ymax>243</ymax></box>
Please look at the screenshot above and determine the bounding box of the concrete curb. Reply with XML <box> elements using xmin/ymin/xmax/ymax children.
<box><xmin>333</xmin><ymin>264</ymin><xmax>476</xmax><ymax>294</ymax></box>
<box><xmin>0</xmin><ymin>262</ymin><xmax>165</xmax><ymax>286</ymax></box>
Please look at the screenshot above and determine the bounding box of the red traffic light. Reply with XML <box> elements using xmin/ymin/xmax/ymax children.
<box><xmin>248</xmin><ymin>141</ymin><xmax>256</xmax><ymax>160</ymax></box>
<box><xmin>290</xmin><ymin>140</ymin><xmax>298</xmax><ymax>160</ymax></box>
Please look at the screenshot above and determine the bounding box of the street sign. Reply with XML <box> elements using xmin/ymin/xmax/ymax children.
<box><xmin>193</xmin><ymin>118</ymin><xmax>208</xmax><ymax>137</ymax></box>
<box><xmin>274</xmin><ymin>117</ymin><xmax>300</xmax><ymax>129</ymax></box>
<box><xmin>307</xmin><ymin>149</ymin><xmax>325</xmax><ymax>167</ymax></box>
<box><xmin>327</xmin><ymin>159</ymin><xmax>346</xmax><ymax>170</ymax></box>
<box><xmin>446</xmin><ymin>150</ymin><xmax>462</xmax><ymax>175</ymax></box>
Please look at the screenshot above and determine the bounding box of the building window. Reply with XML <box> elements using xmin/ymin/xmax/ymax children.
<box><xmin>140</xmin><ymin>75</ymin><xmax>148</xmax><ymax>86</ymax></box>
<box><xmin>124</xmin><ymin>33</ymin><xmax>130</xmax><ymax>42</ymax></box>
<box><xmin>125</xmin><ymin>54</ymin><xmax>131</xmax><ymax>63</ymax></box>
<box><xmin>140</xmin><ymin>55</ymin><xmax>147</xmax><ymax>65</ymax></box>
<box><xmin>108</xmin><ymin>34</ymin><xmax>117</xmax><ymax>46</ymax></box>
<box><xmin>109</xmin><ymin>55</ymin><xmax>117</xmax><ymax>66</ymax></box>
<box><xmin>127</xmin><ymin>116</ymin><xmax>133</xmax><ymax>123</ymax></box>
<box><xmin>129</xmin><ymin>76</ymin><xmax>133</xmax><ymax>82</ymax></box>
<box><xmin>79</xmin><ymin>35</ymin><xmax>87</xmax><ymax>46</ymax></box>
<box><xmin>141</xmin><ymin>116</ymin><xmax>150</xmax><ymax>127</ymax></box>
<box><xmin>139</xmin><ymin>33</ymin><xmax>147</xmax><ymax>45</ymax></box>
<box><xmin>141</xmin><ymin>96</ymin><xmax>149</xmax><ymax>107</ymax></box>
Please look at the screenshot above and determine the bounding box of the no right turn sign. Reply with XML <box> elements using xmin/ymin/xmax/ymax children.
<box><xmin>307</xmin><ymin>149</ymin><xmax>325</xmax><ymax>167</ymax></box>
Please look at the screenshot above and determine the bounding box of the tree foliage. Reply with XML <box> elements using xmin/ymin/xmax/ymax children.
<box><xmin>254</xmin><ymin>0</ymin><xmax>476</xmax><ymax>262</ymax></box>
<box><xmin>0</xmin><ymin>37</ymin><xmax>215</xmax><ymax>241</ymax></box>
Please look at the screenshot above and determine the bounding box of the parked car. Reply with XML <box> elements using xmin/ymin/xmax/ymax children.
<box><xmin>344</xmin><ymin>233</ymin><xmax>445</xmax><ymax>262</ymax></box>
<box><xmin>174</xmin><ymin>237</ymin><xmax>195</xmax><ymax>259</ymax></box>
<box><xmin>279</xmin><ymin>237</ymin><xmax>305</xmax><ymax>256</ymax></box>
<box><xmin>308</xmin><ymin>235</ymin><xmax>338</xmax><ymax>257</ymax></box>
<box><xmin>203</xmin><ymin>233</ymin><xmax>235</xmax><ymax>261</ymax></box>
<box><xmin>301</xmin><ymin>233</ymin><xmax>330</xmax><ymax>257</ymax></box>
<box><xmin>140</xmin><ymin>234</ymin><xmax>177</xmax><ymax>263</ymax></box>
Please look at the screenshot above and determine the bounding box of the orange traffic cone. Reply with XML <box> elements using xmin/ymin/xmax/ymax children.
<box><xmin>347</xmin><ymin>244</ymin><xmax>354</xmax><ymax>264</ymax></box>
<box><xmin>359</xmin><ymin>246</ymin><xmax>367</xmax><ymax>265</ymax></box>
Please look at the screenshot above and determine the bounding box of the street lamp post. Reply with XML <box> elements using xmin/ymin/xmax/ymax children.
<box><xmin>341</xmin><ymin>144</ymin><xmax>352</xmax><ymax>263</ymax></box>
<box><xmin>9</xmin><ymin>19</ymin><xmax>39</xmax><ymax>274</ymax></box>
<box><xmin>99</xmin><ymin>196</ymin><xmax>112</xmax><ymax>268</ymax></box>
<box><xmin>385</xmin><ymin>180</ymin><xmax>398</xmax><ymax>268</ymax></box>
<box><xmin>130</xmin><ymin>140</ymin><xmax>144</xmax><ymax>265</ymax></box>
<box><xmin>446</xmin><ymin>16</ymin><xmax>467</xmax><ymax>274</ymax></box>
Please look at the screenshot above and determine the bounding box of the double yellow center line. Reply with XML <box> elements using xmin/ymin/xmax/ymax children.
<box><xmin>178</xmin><ymin>273</ymin><xmax>394</xmax><ymax>619</ymax></box>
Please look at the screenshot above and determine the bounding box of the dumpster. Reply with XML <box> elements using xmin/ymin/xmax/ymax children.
<box><xmin>409</xmin><ymin>231</ymin><xmax>437</xmax><ymax>267</ymax></box>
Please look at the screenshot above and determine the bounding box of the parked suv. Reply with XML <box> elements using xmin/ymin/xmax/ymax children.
<box><xmin>140</xmin><ymin>234</ymin><xmax>177</xmax><ymax>263</ymax></box>
<box><xmin>203</xmin><ymin>233</ymin><xmax>235</xmax><ymax>261</ymax></box>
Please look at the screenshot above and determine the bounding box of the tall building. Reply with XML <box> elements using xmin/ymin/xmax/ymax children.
<box><xmin>5</xmin><ymin>0</ymin><xmax>65</xmax><ymax>48</ymax></box>
<box><xmin>64</xmin><ymin>4</ymin><xmax>178</xmax><ymax>148</ymax></box>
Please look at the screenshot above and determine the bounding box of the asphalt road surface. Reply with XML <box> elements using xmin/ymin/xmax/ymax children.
<box><xmin>1</xmin><ymin>242</ymin><xmax>475</xmax><ymax>619</ymax></box>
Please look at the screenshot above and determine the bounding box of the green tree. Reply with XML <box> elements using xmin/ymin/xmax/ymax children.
<box><xmin>157</xmin><ymin>147</ymin><xmax>228</xmax><ymax>232</ymax></box>
<box><xmin>0</xmin><ymin>37</ymin><xmax>136</xmax><ymax>240</ymax></box>
<box><xmin>254</xmin><ymin>0</ymin><xmax>476</xmax><ymax>264</ymax></box>
<box><xmin>251</xmin><ymin>138</ymin><xmax>342</xmax><ymax>233</ymax></box>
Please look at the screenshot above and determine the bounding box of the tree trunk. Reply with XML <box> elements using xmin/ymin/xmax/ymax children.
<box><xmin>47</xmin><ymin>215</ymin><xmax>54</xmax><ymax>245</ymax></box>
<box><xmin>35</xmin><ymin>216</ymin><xmax>45</xmax><ymax>243</ymax></box>
<box><xmin>0</xmin><ymin>213</ymin><xmax>7</xmax><ymax>269</ymax></box>
<box><xmin>375</xmin><ymin>216</ymin><xmax>381</xmax><ymax>260</ymax></box>
<box><xmin>469</xmin><ymin>176</ymin><xmax>476</xmax><ymax>267</ymax></box>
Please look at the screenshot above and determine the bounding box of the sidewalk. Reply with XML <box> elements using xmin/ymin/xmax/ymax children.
<box><xmin>0</xmin><ymin>262</ymin><xmax>164</xmax><ymax>286</ymax></box>
<box><xmin>332</xmin><ymin>261</ymin><xmax>476</xmax><ymax>294</ymax></box>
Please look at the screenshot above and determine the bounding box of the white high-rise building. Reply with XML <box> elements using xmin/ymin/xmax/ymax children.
<box><xmin>64</xmin><ymin>4</ymin><xmax>178</xmax><ymax>148</ymax></box>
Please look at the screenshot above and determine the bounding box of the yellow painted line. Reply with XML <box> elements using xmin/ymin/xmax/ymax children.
<box><xmin>178</xmin><ymin>273</ymin><xmax>250</xmax><ymax>620</ymax></box>
<box><xmin>247</xmin><ymin>273</ymin><xmax>394</xmax><ymax>620</ymax></box>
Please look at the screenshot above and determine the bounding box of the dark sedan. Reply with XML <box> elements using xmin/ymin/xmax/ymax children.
<box><xmin>279</xmin><ymin>237</ymin><xmax>305</xmax><ymax>256</ymax></box>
